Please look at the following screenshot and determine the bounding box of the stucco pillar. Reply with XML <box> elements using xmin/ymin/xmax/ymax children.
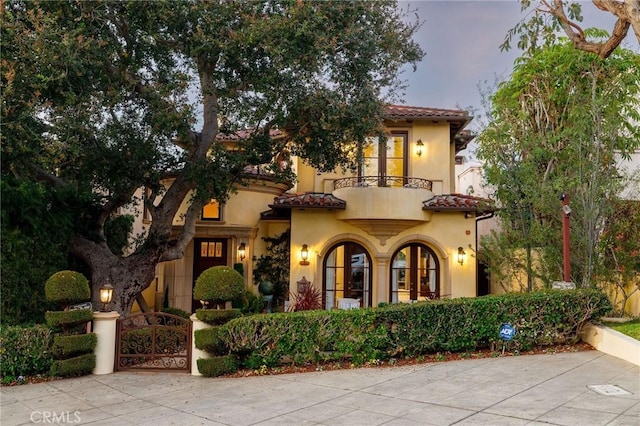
<box><xmin>92</xmin><ymin>311</ymin><xmax>120</xmax><ymax>375</ymax></box>
<box><xmin>190</xmin><ymin>314</ymin><xmax>212</xmax><ymax>376</ymax></box>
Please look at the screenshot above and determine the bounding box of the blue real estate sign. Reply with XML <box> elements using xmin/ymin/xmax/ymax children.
<box><xmin>499</xmin><ymin>323</ymin><xmax>516</xmax><ymax>341</ymax></box>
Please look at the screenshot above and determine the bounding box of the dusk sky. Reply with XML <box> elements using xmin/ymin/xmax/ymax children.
<box><xmin>396</xmin><ymin>0</ymin><xmax>639</xmax><ymax>139</ymax></box>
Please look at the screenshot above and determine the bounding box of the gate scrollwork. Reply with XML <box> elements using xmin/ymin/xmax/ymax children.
<box><xmin>116</xmin><ymin>312</ymin><xmax>192</xmax><ymax>372</ymax></box>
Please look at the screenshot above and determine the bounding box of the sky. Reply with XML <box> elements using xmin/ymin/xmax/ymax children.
<box><xmin>396</xmin><ymin>0</ymin><xmax>639</xmax><ymax>138</ymax></box>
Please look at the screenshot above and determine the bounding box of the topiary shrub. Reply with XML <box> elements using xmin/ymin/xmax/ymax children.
<box><xmin>197</xmin><ymin>355</ymin><xmax>238</xmax><ymax>377</ymax></box>
<box><xmin>193</xmin><ymin>266</ymin><xmax>244</xmax><ymax>305</ymax></box>
<box><xmin>45</xmin><ymin>270</ymin><xmax>90</xmax><ymax>308</ymax></box>
<box><xmin>232</xmin><ymin>290</ymin><xmax>264</xmax><ymax>315</ymax></box>
<box><xmin>161</xmin><ymin>307</ymin><xmax>192</xmax><ymax>319</ymax></box>
<box><xmin>45</xmin><ymin>310</ymin><xmax>94</xmax><ymax>330</ymax></box>
<box><xmin>51</xmin><ymin>333</ymin><xmax>97</xmax><ymax>359</ymax></box>
<box><xmin>50</xmin><ymin>353</ymin><xmax>96</xmax><ymax>377</ymax></box>
<box><xmin>196</xmin><ymin>308</ymin><xmax>242</xmax><ymax>325</ymax></box>
<box><xmin>194</xmin><ymin>326</ymin><xmax>229</xmax><ymax>355</ymax></box>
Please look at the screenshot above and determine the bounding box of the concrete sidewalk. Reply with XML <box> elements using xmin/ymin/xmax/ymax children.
<box><xmin>1</xmin><ymin>350</ymin><xmax>638</xmax><ymax>425</ymax></box>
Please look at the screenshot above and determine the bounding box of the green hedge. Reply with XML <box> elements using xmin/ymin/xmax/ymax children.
<box><xmin>51</xmin><ymin>333</ymin><xmax>97</xmax><ymax>359</ymax></box>
<box><xmin>194</xmin><ymin>326</ymin><xmax>229</xmax><ymax>355</ymax></box>
<box><xmin>211</xmin><ymin>289</ymin><xmax>610</xmax><ymax>369</ymax></box>
<box><xmin>0</xmin><ymin>324</ymin><xmax>53</xmax><ymax>378</ymax></box>
<box><xmin>197</xmin><ymin>355</ymin><xmax>238</xmax><ymax>377</ymax></box>
<box><xmin>161</xmin><ymin>307</ymin><xmax>192</xmax><ymax>319</ymax></box>
<box><xmin>44</xmin><ymin>270</ymin><xmax>90</xmax><ymax>307</ymax></box>
<box><xmin>195</xmin><ymin>308</ymin><xmax>242</xmax><ymax>325</ymax></box>
<box><xmin>45</xmin><ymin>310</ymin><xmax>93</xmax><ymax>329</ymax></box>
<box><xmin>50</xmin><ymin>353</ymin><xmax>96</xmax><ymax>377</ymax></box>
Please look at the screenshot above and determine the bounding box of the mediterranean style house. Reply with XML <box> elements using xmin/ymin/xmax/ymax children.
<box><xmin>131</xmin><ymin>104</ymin><xmax>496</xmax><ymax>313</ymax></box>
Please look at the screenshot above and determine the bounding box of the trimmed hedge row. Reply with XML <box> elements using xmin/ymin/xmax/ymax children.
<box><xmin>50</xmin><ymin>353</ymin><xmax>96</xmax><ymax>377</ymax></box>
<box><xmin>0</xmin><ymin>324</ymin><xmax>54</xmax><ymax>379</ymax></box>
<box><xmin>195</xmin><ymin>308</ymin><xmax>242</xmax><ymax>325</ymax></box>
<box><xmin>45</xmin><ymin>310</ymin><xmax>94</xmax><ymax>329</ymax></box>
<box><xmin>51</xmin><ymin>333</ymin><xmax>97</xmax><ymax>359</ymax></box>
<box><xmin>203</xmin><ymin>289</ymin><xmax>610</xmax><ymax>369</ymax></box>
<box><xmin>197</xmin><ymin>355</ymin><xmax>238</xmax><ymax>377</ymax></box>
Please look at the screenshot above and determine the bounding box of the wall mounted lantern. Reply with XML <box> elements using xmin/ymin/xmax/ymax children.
<box><xmin>300</xmin><ymin>244</ymin><xmax>310</xmax><ymax>265</ymax></box>
<box><xmin>99</xmin><ymin>283</ymin><xmax>114</xmax><ymax>312</ymax></box>
<box><xmin>457</xmin><ymin>247</ymin><xmax>466</xmax><ymax>265</ymax></box>
<box><xmin>415</xmin><ymin>139</ymin><xmax>424</xmax><ymax>157</ymax></box>
<box><xmin>238</xmin><ymin>242</ymin><xmax>246</xmax><ymax>261</ymax></box>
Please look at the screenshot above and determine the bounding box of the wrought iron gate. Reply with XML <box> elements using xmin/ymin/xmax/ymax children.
<box><xmin>115</xmin><ymin>312</ymin><xmax>192</xmax><ymax>372</ymax></box>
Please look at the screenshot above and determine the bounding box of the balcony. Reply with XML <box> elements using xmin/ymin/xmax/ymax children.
<box><xmin>334</xmin><ymin>176</ymin><xmax>433</xmax><ymax>190</ymax></box>
<box><xmin>332</xmin><ymin>176</ymin><xmax>434</xmax><ymax>245</ymax></box>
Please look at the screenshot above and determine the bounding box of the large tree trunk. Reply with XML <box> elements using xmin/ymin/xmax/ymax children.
<box><xmin>71</xmin><ymin>236</ymin><xmax>160</xmax><ymax>315</ymax></box>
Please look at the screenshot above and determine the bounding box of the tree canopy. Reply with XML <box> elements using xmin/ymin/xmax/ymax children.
<box><xmin>477</xmin><ymin>34</ymin><xmax>640</xmax><ymax>290</ymax></box>
<box><xmin>2</xmin><ymin>0</ymin><xmax>424</xmax><ymax>315</ymax></box>
<box><xmin>504</xmin><ymin>0</ymin><xmax>640</xmax><ymax>59</ymax></box>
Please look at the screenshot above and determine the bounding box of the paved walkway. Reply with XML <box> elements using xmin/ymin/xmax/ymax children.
<box><xmin>1</xmin><ymin>350</ymin><xmax>638</xmax><ymax>425</ymax></box>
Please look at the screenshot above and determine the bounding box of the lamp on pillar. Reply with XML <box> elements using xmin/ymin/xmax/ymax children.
<box><xmin>99</xmin><ymin>283</ymin><xmax>114</xmax><ymax>312</ymax></box>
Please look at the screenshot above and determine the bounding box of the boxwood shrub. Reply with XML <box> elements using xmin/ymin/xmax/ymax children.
<box><xmin>51</xmin><ymin>333</ymin><xmax>97</xmax><ymax>359</ymax></box>
<box><xmin>197</xmin><ymin>355</ymin><xmax>238</xmax><ymax>377</ymax></box>
<box><xmin>50</xmin><ymin>353</ymin><xmax>96</xmax><ymax>377</ymax></box>
<box><xmin>0</xmin><ymin>324</ymin><xmax>53</xmax><ymax>379</ymax></box>
<box><xmin>195</xmin><ymin>308</ymin><xmax>242</xmax><ymax>325</ymax></box>
<box><xmin>194</xmin><ymin>326</ymin><xmax>228</xmax><ymax>355</ymax></box>
<box><xmin>44</xmin><ymin>270</ymin><xmax>90</xmax><ymax>307</ymax></box>
<box><xmin>212</xmin><ymin>289</ymin><xmax>610</xmax><ymax>369</ymax></box>
<box><xmin>45</xmin><ymin>310</ymin><xmax>94</xmax><ymax>329</ymax></box>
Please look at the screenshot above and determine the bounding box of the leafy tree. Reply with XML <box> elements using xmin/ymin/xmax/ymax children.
<box><xmin>504</xmin><ymin>0</ymin><xmax>640</xmax><ymax>59</ymax></box>
<box><xmin>599</xmin><ymin>200</ymin><xmax>640</xmax><ymax>315</ymax></box>
<box><xmin>0</xmin><ymin>177</ymin><xmax>74</xmax><ymax>324</ymax></box>
<box><xmin>477</xmin><ymin>35</ymin><xmax>640</xmax><ymax>289</ymax></box>
<box><xmin>253</xmin><ymin>229</ymin><xmax>291</xmax><ymax>309</ymax></box>
<box><xmin>2</xmin><ymin>0</ymin><xmax>423</xmax><ymax>315</ymax></box>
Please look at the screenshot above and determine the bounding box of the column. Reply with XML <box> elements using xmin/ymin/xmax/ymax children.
<box><xmin>92</xmin><ymin>311</ymin><xmax>120</xmax><ymax>375</ymax></box>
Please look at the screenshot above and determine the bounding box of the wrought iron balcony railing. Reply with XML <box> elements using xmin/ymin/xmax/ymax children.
<box><xmin>334</xmin><ymin>176</ymin><xmax>433</xmax><ymax>190</ymax></box>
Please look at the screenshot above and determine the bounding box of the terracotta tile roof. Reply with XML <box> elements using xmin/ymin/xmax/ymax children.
<box><xmin>423</xmin><ymin>194</ymin><xmax>496</xmax><ymax>213</ymax></box>
<box><xmin>216</xmin><ymin>128</ymin><xmax>286</xmax><ymax>142</ymax></box>
<box><xmin>385</xmin><ymin>104</ymin><xmax>470</xmax><ymax>121</ymax></box>
<box><xmin>270</xmin><ymin>192</ymin><xmax>346</xmax><ymax>210</ymax></box>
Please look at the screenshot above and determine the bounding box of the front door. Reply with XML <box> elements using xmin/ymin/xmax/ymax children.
<box><xmin>193</xmin><ymin>238</ymin><xmax>227</xmax><ymax>311</ymax></box>
<box><xmin>323</xmin><ymin>242</ymin><xmax>371</xmax><ymax>309</ymax></box>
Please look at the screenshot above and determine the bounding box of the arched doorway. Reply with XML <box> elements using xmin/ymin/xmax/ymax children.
<box><xmin>390</xmin><ymin>243</ymin><xmax>439</xmax><ymax>303</ymax></box>
<box><xmin>323</xmin><ymin>242</ymin><xmax>372</xmax><ymax>310</ymax></box>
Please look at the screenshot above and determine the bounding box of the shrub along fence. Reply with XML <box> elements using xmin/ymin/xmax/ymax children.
<box><xmin>196</xmin><ymin>289</ymin><xmax>611</xmax><ymax>371</ymax></box>
<box><xmin>0</xmin><ymin>324</ymin><xmax>53</xmax><ymax>383</ymax></box>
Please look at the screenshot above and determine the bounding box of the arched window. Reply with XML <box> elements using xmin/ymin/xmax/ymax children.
<box><xmin>323</xmin><ymin>242</ymin><xmax>372</xmax><ymax>310</ymax></box>
<box><xmin>390</xmin><ymin>244</ymin><xmax>439</xmax><ymax>303</ymax></box>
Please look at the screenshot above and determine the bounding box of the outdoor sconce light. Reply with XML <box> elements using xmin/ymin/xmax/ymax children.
<box><xmin>238</xmin><ymin>242</ymin><xmax>246</xmax><ymax>261</ymax></box>
<box><xmin>99</xmin><ymin>283</ymin><xmax>114</xmax><ymax>312</ymax></box>
<box><xmin>457</xmin><ymin>247</ymin><xmax>466</xmax><ymax>265</ymax></box>
<box><xmin>415</xmin><ymin>139</ymin><xmax>424</xmax><ymax>157</ymax></box>
<box><xmin>300</xmin><ymin>244</ymin><xmax>310</xmax><ymax>265</ymax></box>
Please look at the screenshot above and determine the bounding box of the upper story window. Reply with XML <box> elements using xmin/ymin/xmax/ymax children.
<box><xmin>202</xmin><ymin>199</ymin><xmax>221</xmax><ymax>221</ymax></box>
<box><xmin>361</xmin><ymin>132</ymin><xmax>408</xmax><ymax>187</ymax></box>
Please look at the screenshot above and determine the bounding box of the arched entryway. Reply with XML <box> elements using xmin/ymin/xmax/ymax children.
<box><xmin>390</xmin><ymin>243</ymin><xmax>440</xmax><ymax>303</ymax></box>
<box><xmin>323</xmin><ymin>242</ymin><xmax>372</xmax><ymax>310</ymax></box>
